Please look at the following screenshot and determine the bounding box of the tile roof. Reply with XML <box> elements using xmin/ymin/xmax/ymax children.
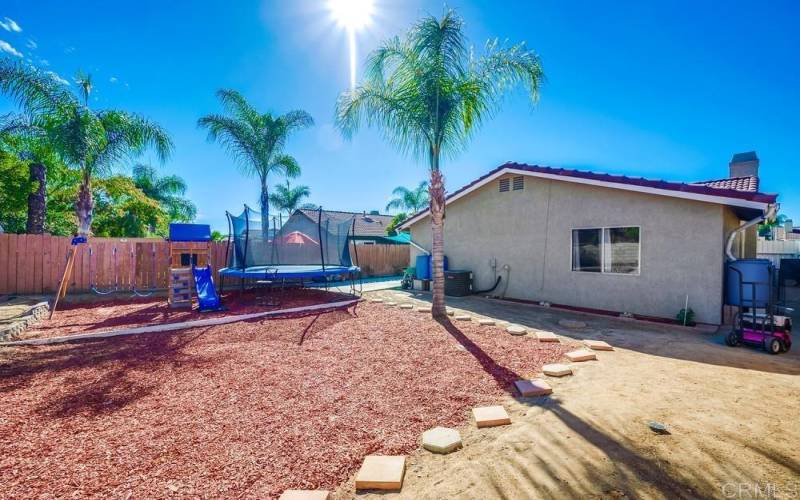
<box><xmin>295</xmin><ymin>208</ymin><xmax>395</xmax><ymax>238</ymax></box>
<box><xmin>400</xmin><ymin>162</ymin><xmax>778</xmax><ymax>228</ymax></box>
<box><xmin>691</xmin><ymin>175</ymin><xmax>759</xmax><ymax>192</ymax></box>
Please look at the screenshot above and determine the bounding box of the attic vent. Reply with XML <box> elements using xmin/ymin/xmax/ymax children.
<box><xmin>499</xmin><ymin>178</ymin><xmax>510</xmax><ymax>192</ymax></box>
<box><xmin>512</xmin><ymin>176</ymin><xmax>524</xmax><ymax>191</ymax></box>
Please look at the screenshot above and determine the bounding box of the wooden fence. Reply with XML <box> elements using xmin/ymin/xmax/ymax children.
<box><xmin>757</xmin><ymin>239</ymin><xmax>800</xmax><ymax>269</ymax></box>
<box><xmin>0</xmin><ymin>234</ymin><xmax>409</xmax><ymax>296</ymax></box>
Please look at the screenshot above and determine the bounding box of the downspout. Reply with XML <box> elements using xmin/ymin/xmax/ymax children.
<box><xmin>725</xmin><ymin>203</ymin><xmax>777</xmax><ymax>261</ymax></box>
<box><xmin>408</xmin><ymin>237</ymin><xmax>430</xmax><ymax>256</ymax></box>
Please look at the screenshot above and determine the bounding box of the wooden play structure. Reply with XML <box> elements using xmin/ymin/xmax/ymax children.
<box><xmin>168</xmin><ymin>224</ymin><xmax>212</xmax><ymax>309</ymax></box>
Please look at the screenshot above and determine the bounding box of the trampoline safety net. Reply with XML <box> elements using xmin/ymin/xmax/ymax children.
<box><xmin>226</xmin><ymin>206</ymin><xmax>354</xmax><ymax>269</ymax></box>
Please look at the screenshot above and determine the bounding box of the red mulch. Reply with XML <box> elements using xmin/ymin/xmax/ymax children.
<box><xmin>27</xmin><ymin>288</ymin><xmax>352</xmax><ymax>339</ymax></box>
<box><xmin>0</xmin><ymin>299</ymin><xmax>573</xmax><ymax>498</ymax></box>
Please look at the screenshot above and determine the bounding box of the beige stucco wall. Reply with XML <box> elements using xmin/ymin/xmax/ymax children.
<box><xmin>409</xmin><ymin>173</ymin><xmax>739</xmax><ymax>324</ymax></box>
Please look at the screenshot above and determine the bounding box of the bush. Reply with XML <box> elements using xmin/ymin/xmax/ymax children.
<box><xmin>676</xmin><ymin>308</ymin><xmax>695</xmax><ymax>326</ymax></box>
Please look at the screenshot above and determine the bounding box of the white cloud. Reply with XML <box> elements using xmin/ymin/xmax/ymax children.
<box><xmin>39</xmin><ymin>58</ymin><xmax>49</xmax><ymax>66</ymax></box>
<box><xmin>26</xmin><ymin>38</ymin><xmax>37</xmax><ymax>49</ymax></box>
<box><xmin>46</xmin><ymin>71</ymin><xmax>70</xmax><ymax>86</ymax></box>
<box><xmin>109</xmin><ymin>76</ymin><xmax>118</xmax><ymax>83</ymax></box>
<box><xmin>0</xmin><ymin>17</ymin><xmax>22</xmax><ymax>33</ymax></box>
<box><xmin>0</xmin><ymin>39</ymin><xmax>22</xmax><ymax>57</ymax></box>
<box><xmin>64</xmin><ymin>45</ymin><xmax>75</xmax><ymax>54</ymax></box>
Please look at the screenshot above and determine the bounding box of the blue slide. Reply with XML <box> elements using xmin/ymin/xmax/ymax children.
<box><xmin>192</xmin><ymin>265</ymin><xmax>223</xmax><ymax>312</ymax></box>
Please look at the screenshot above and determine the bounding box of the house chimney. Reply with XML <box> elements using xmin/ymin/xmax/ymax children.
<box><xmin>785</xmin><ymin>219</ymin><xmax>793</xmax><ymax>235</ymax></box>
<box><xmin>729</xmin><ymin>151</ymin><xmax>759</xmax><ymax>178</ymax></box>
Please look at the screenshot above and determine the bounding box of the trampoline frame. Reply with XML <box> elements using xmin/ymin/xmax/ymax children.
<box><xmin>219</xmin><ymin>206</ymin><xmax>362</xmax><ymax>295</ymax></box>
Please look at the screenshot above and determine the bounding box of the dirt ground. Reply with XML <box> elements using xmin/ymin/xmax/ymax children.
<box><xmin>341</xmin><ymin>290</ymin><xmax>800</xmax><ymax>500</ymax></box>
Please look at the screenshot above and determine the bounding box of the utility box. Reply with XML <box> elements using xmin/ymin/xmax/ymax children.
<box><xmin>444</xmin><ymin>270</ymin><xmax>472</xmax><ymax>297</ymax></box>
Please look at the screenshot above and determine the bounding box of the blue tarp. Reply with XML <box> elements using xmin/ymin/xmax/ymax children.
<box><xmin>169</xmin><ymin>223</ymin><xmax>211</xmax><ymax>242</ymax></box>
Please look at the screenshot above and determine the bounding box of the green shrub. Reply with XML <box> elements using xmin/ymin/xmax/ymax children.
<box><xmin>676</xmin><ymin>308</ymin><xmax>695</xmax><ymax>326</ymax></box>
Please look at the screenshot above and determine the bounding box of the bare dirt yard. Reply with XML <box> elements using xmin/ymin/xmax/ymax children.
<box><xmin>345</xmin><ymin>290</ymin><xmax>800</xmax><ymax>500</ymax></box>
<box><xmin>0</xmin><ymin>291</ymin><xmax>571</xmax><ymax>498</ymax></box>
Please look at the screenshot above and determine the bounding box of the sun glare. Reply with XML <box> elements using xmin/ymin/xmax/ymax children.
<box><xmin>327</xmin><ymin>0</ymin><xmax>375</xmax><ymax>89</ymax></box>
<box><xmin>328</xmin><ymin>0</ymin><xmax>375</xmax><ymax>30</ymax></box>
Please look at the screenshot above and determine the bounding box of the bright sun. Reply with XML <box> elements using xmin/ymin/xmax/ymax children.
<box><xmin>327</xmin><ymin>0</ymin><xmax>375</xmax><ymax>89</ymax></box>
<box><xmin>328</xmin><ymin>0</ymin><xmax>375</xmax><ymax>30</ymax></box>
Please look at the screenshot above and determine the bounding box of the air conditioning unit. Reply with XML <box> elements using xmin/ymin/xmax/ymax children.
<box><xmin>445</xmin><ymin>270</ymin><xmax>472</xmax><ymax>296</ymax></box>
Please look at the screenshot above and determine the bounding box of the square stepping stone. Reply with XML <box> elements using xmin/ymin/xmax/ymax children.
<box><xmin>514</xmin><ymin>378</ymin><xmax>553</xmax><ymax>397</ymax></box>
<box><xmin>478</xmin><ymin>319</ymin><xmax>495</xmax><ymax>326</ymax></box>
<box><xmin>506</xmin><ymin>325</ymin><xmax>527</xmax><ymax>336</ymax></box>
<box><xmin>584</xmin><ymin>339</ymin><xmax>614</xmax><ymax>351</ymax></box>
<box><xmin>279</xmin><ymin>491</ymin><xmax>330</xmax><ymax>500</ymax></box>
<box><xmin>422</xmin><ymin>427</ymin><xmax>462</xmax><ymax>454</ymax></box>
<box><xmin>543</xmin><ymin>363</ymin><xmax>572</xmax><ymax>377</ymax></box>
<box><xmin>417</xmin><ymin>306</ymin><xmax>432</xmax><ymax>313</ymax></box>
<box><xmin>472</xmin><ymin>405</ymin><xmax>511</xmax><ymax>428</ymax></box>
<box><xmin>454</xmin><ymin>315</ymin><xmax>471</xmax><ymax>321</ymax></box>
<box><xmin>385</xmin><ymin>301</ymin><xmax>397</xmax><ymax>307</ymax></box>
<box><xmin>399</xmin><ymin>304</ymin><xmax>413</xmax><ymax>310</ymax></box>
<box><xmin>535</xmin><ymin>330</ymin><xmax>559</xmax><ymax>342</ymax></box>
<box><xmin>565</xmin><ymin>349</ymin><xmax>597</xmax><ymax>362</ymax></box>
<box><xmin>355</xmin><ymin>455</ymin><xmax>406</xmax><ymax>491</ymax></box>
<box><xmin>370</xmin><ymin>298</ymin><xmax>384</xmax><ymax>303</ymax></box>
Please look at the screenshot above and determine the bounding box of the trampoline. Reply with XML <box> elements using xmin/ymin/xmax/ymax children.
<box><xmin>219</xmin><ymin>205</ymin><xmax>362</xmax><ymax>293</ymax></box>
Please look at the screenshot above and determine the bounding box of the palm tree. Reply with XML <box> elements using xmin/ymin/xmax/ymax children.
<box><xmin>132</xmin><ymin>164</ymin><xmax>197</xmax><ymax>222</ymax></box>
<box><xmin>269</xmin><ymin>180</ymin><xmax>311</xmax><ymax>216</ymax></box>
<box><xmin>0</xmin><ymin>61</ymin><xmax>173</xmax><ymax>237</ymax></box>
<box><xmin>198</xmin><ymin>89</ymin><xmax>313</xmax><ymax>234</ymax></box>
<box><xmin>386</xmin><ymin>181</ymin><xmax>429</xmax><ymax>213</ymax></box>
<box><xmin>336</xmin><ymin>10</ymin><xmax>544</xmax><ymax>317</ymax></box>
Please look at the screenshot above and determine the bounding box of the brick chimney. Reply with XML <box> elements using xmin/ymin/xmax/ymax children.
<box><xmin>729</xmin><ymin>151</ymin><xmax>759</xmax><ymax>178</ymax></box>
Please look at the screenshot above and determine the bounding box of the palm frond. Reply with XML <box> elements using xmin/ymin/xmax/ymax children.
<box><xmin>0</xmin><ymin>60</ymin><xmax>78</xmax><ymax>118</ymax></box>
<box><xmin>198</xmin><ymin>113</ymin><xmax>260</xmax><ymax>176</ymax></box>
<box><xmin>271</xmin><ymin>153</ymin><xmax>301</xmax><ymax>178</ymax></box>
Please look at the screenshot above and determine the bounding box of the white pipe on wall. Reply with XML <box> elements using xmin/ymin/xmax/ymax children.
<box><xmin>725</xmin><ymin>204</ymin><xmax>777</xmax><ymax>261</ymax></box>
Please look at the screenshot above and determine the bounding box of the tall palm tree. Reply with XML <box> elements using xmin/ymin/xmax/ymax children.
<box><xmin>336</xmin><ymin>10</ymin><xmax>544</xmax><ymax>317</ymax></box>
<box><xmin>132</xmin><ymin>163</ymin><xmax>197</xmax><ymax>222</ymax></box>
<box><xmin>269</xmin><ymin>180</ymin><xmax>311</xmax><ymax>216</ymax></box>
<box><xmin>0</xmin><ymin>61</ymin><xmax>173</xmax><ymax>237</ymax></box>
<box><xmin>198</xmin><ymin>89</ymin><xmax>313</xmax><ymax>234</ymax></box>
<box><xmin>386</xmin><ymin>181</ymin><xmax>429</xmax><ymax>213</ymax></box>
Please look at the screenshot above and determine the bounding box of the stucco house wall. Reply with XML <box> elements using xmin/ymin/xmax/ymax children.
<box><xmin>408</xmin><ymin>173</ymin><xmax>738</xmax><ymax>324</ymax></box>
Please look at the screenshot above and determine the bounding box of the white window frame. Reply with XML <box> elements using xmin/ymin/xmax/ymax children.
<box><xmin>570</xmin><ymin>225</ymin><xmax>641</xmax><ymax>276</ymax></box>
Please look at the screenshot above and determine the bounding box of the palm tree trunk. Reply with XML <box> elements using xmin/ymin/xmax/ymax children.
<box><xmin>76</xmin><ymin>170</ymin><xmax>93</xmax><ymax>237</ymax></box>
<box><xmin>260</xmin><ymin>179</ymin><xmax>270</xmax><ymax>238</ymax></box>
<box><xmin>26</xmin><ymin>162</ymin><xmax>46</xmax><ymax>234</ymax></box>
<box><xmin>429</xmin><ymin>165</ymin><xmax>446</xmax><ymax>318</ymax></box>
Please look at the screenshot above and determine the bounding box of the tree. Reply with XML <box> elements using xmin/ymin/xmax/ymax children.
<box><xmin>336</xmin><ymin>10</ymin><xmax>544</xmax><ymax>317</ymax></box>
<box><xmin>386</xmin><ymin>181</ymin><xmax>429</xmax><ymax>213</ymax></box>
<box><xmin>268</xmin><ymin>180</ymin><xmax>311</xmax><ymax>216</ymax></box>
<box><xmin>386</xmin><ymin>212</ymin><xmax>408</xmax><ymax>236</ymax></box>
<box><xmin>0</xmin><ymin>61</ymin><xmax>173</xmax><ymax>237</ymax></box>
<box><xmin>132</xmin><ymin>163</ymin><xmax>197</xmax><ymax>228</ymax></box>
<box><xmin>198</xmin><ymin>89</ymin><xmax>313</xmax><ymax>235</ymax></box>
<box><xmin>91</xmin><ymin>175</ymin><xmax>165</xmax><ymax>237</ymax></box>
<box><xmin>758</xmin><ymin>213</ymin><xmax>789</xmax><ymax>240</ymax></box>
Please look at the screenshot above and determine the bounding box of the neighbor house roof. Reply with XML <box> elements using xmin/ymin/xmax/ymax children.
<box><xmin>691</xmin><ymin>175</ymin><xmax>759</xmax><ymax>192</ymax></box>
<box><xmin>295</xmin><ymin>209</ymin><xmax>395</xmax><ymax>238</ymax></box>
<box><xmin>400</xmin><ymin>162</ymin><xmax>778</xmax><ymax>229</ymax></box>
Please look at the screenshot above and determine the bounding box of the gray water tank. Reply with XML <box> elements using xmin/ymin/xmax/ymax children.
<box><xmin>725</xmin><ymin>259</ymin><xmax>772</xmax><ymax>307</ymax></box>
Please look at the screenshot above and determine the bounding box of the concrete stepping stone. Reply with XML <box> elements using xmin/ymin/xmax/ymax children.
<box><xmin>565</xmin><ymin>349</ymin><xmax>597</xmax><ymax>362</ymax></box>
<box><xmin>447</xmin><ymin>309</ymin><xmax>455</xmax><ymax>316</ymax></box>
<box><xmin>279</xmin><ymin>491</ymin><xmax>330</xmax><ymax>500</ymax></box>
<box><xmin>421</xmin><ymin>427</ymin><xmax>462</xmax><ymax>454</ymax></box>
<box><xmin>543</xmin><ymin>363</ymin><xmax>573</xmax><ymax>377</ymax></box>
<box><xmin>506</xmin><ymin>325</ymin><xmax>527</xmax><ymax>336</ymax></box>
<box><xmin>472</xmin><ymin>405</ymin><xmax>511</xmax><ymax>428</ymax></box>
<box><xmin>535</xmin><ymin>330</ymin><xmax>559</xmax><ymax>342</ymax></box>
<box><xmin>478</xmin><ymin>319</ymin><xmax>495</xmax><ymax>326</ymax></box>
<box><xmin>514</xmin><ymin>378</ymin><xmax>553</xmax><ymax>397</ymax></box>
<box><xmin>385</xmin><ymin>301</ymin><xmax>397</xmax><ymax>307</ymax></box>
<box><xmin>559</xmin><ymin>319</ymin><xmax>587</xmax><ymax>329</ymax></box>
<box><xmin>370</xmin><ymin>298</ymin><xmax>384</xmax><ymax>303</ymax></box>
<box><xmin>399</xmin><ymin>304</ymin><xmax>413</xmax><ymax>310</ymax></box>
<box><xmin>355</xmin><ymin>455</ymin><xmax>406</xmax><ymax>491</ymax></box>
<box><xmin>584</xmin><ymin>339</ymin><xmax>614</xmax><ymax>351</ymax></box>
<box><xmin>454</xmin><ymin>315</ymin><xmax>471</xmax><ymax>321</ymax></box>
<box><xmin>417</xmin><ymin>306</ymin><xmax>432</xmax><ymax>313</ymax></box>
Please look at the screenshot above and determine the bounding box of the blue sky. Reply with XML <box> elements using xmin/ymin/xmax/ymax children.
<box><xmin>1</xmin><ymin>0</ymin><xmax>798</xmax><ymax>232</ymax></box>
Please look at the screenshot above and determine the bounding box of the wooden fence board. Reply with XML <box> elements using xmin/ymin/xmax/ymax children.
<box><xmin>0</xmin><ymin>234</ymin><xmax>408</xmax><ymax>295</ymax></box>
